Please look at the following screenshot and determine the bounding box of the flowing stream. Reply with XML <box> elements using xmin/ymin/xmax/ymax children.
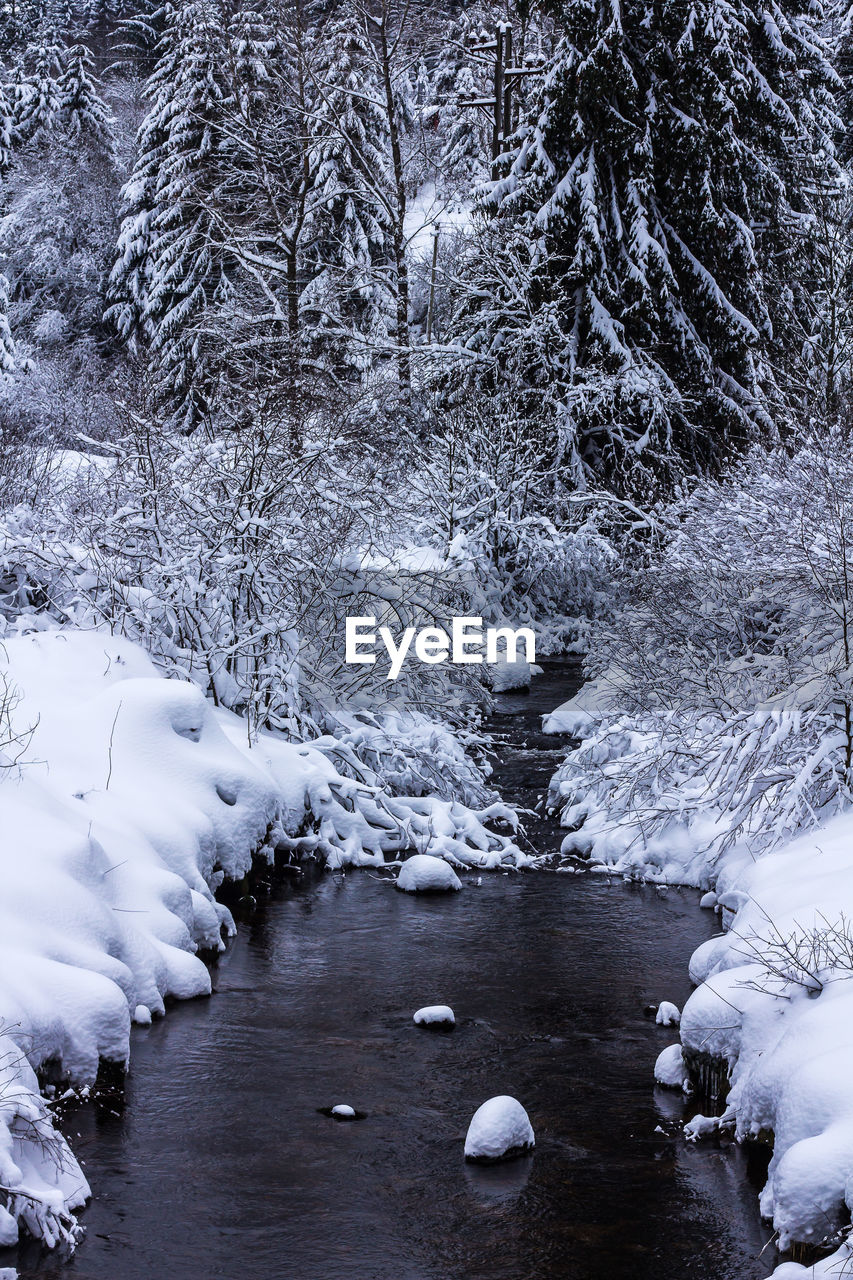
<box><xmin>13</xmin><ymin>660</ymin><xmax>774</xmax><ymax>1280</ymax></box>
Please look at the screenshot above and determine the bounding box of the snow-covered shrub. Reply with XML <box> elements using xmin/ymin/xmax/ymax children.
<box><xmin>549</xmin><ymin>434</ymin><xmax>853</xmax><ymax>879</ymax></box>
<box><xmin>0</xmin><ymin>1035</ymin><xmax>89</xmax><ymax>1252</ymax></box>
<box><xmin>0</xmin><ymin>408</ymin><xmax>498</xmax><ymax>805</ymax></box>
<box><xmin>413</xmin><ymin>391</ymin><xmax>617</xmax><ymax>646</ymax></box>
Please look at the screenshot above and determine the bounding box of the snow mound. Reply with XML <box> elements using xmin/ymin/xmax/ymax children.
<box><xmin>464</xmin><ymin>1095</ymin><xmax>535</xmax><ymax>1163</ymax></box>
<box><xmin>655</xmin><ymin>1001</ymin><xmax>681</xmax><ymax>1027</ymax></box>
<box><xmin>542</xmin><ymin>674</ymin><xmax>614</xmax><ymax>735</ymax></box>
<box><xmin>654</xmin><ymin>1044</ymin><xmax>690</xmax><ymax>1091</ymax></box>
<box><xmin>331</xmin><ymin>1104</ymin><xmax>356</xmax><ymax>1119</ymax></box>
<box><xmin>413</xmin><ymin>1005</ymin><xmax>455</xmax><ymax>1027</ymax></box>
<box><xmin>490</xmin><ymin>660</ymin><xmax>538</xmax><ymax>693</ymax></box>
<box><xmin>396</xmin><ymin>855</ymin><xmax>462</xmax><ymax>893</ymax></box>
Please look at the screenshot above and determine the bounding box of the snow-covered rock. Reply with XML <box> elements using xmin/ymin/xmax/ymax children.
<box><xmin>413</xmin><ymin>1005</ymin><xmax>455</xmax><ymax>1028</ymax></box>
<box><xmin>654</xmin><ymin>1044</ymin><xmax>690</xmax><ymax>1091</ymax></box>
<box><xmin>490</xmin><ymin>660</ymin><xmax>540</xmax><ymax>693</ymax></box>
<box><xmin>699</xmin><ymin>891</ymin><xmax>717</xmax><ymax>909</ymax></box>
<box><xmin>655</xmin><ymin>1001</ymin><xmax>681</xmax><ymax>1027</ymax></box>
<box><xmin>331</xmin><ymin>1104</ymin><xmax>356</xmax><ymax>1119</ymax></box>
<box><xmin>542</xmin><ymin>673</ymin><xmax>615</xmax><ymax>735</ymax></box>
<box><xmin>396</xmin><ymin>855</ymin><xmax>462</xmax><ymax>893</ymax></box>
<box><xmin>464</xmin><ymin>1096</ymin><xmax>535</xmax><ymax>1163</ymax></box>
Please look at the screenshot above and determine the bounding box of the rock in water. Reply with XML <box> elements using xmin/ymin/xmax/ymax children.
<box><xmin>655</xmin><ymin>1001</ymin><xmax>681</xmax><ymax>1026</ymax></box>
<box><xmin>464</xmin><ymin>1096</ymin><xmax>535</xmax><ymax>1163</ymax></box>
<box><xmin>331</xmin><ymin>1104</ymin><xmax>356</xmax><ymax>1119</ymax></box>
<box><xmin>396</xmin><ymin>855</ymin><xmax>461</xmax><ymax>894</ymax></box>
<box><xmin>654</xmin><ymin>1044</ymin><xmax>690</xmax><ymax>1091</ymax></box>
<box><xmin>413</xmin><ymin>1005</ymin><xmax>455</xmax><ymax>1028</ymax></box>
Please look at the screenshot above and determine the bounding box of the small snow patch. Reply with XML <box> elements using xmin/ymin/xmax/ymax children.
<box><xmin>413</xmin><ymin>1004</ymin><xmax>455</xmax><ymax>1028</ymax></box>
<box><xmin>699</xmin><ymin>891</ymin><xmax>717</xmax><ymax>909</ymax></box>
<box><xmin>396</xmin><ymin>855</ymin><xmax>461</xmax><ymax>893</ymax></box>
<box><xmin>464</xmin><ymin>1095</ymin><xmax>535</xmax><ymax>1163</ymax></box>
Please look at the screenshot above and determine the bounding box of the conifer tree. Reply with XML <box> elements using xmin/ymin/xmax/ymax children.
<box><xmin>57</xmin><ymin>41</ymin><xmax>118</xmax><ymax>161</ymax></box>
<box><xmin>449</xmin><ymin>0</ymin><xmax>840</xmax><ymax>498</ymax></box>
<box><xmin>305</xmin><ymin>1</ymin><xmax>395</xmax><ymax>374</ymax></box>
<box><xmin>16</xmin><ymin>26</ymin><xmax>62</xmax><ymax>141</ymax></box>
<box><xmin>0</xmin><ymin>274</ymin><xmax>16</xmax><ymax>372</ymax></box>
<box><xmin>108</xmin><ymin>0</ymin><xmax>234</xmax><ymax>428</ymax></box>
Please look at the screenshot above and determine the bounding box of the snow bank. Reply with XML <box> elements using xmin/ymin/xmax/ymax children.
<box><xmin>396</xmin><ymin>854</ymin><xmax>462</xmax><ymax>893</ymax></box>
<box><xmin>542</xmin><ymin>672</ymin><xmax>615</xmax><ymax>736</ymax></box>
<box><xmin>464</xmin><ymin>1096</ymin><xmax>535</xmax><ymax>1162</ymax></box>
<box><xmin>547</xmin><ymin>671</ymin><xmax>853</xmax><ymax>1256</ymax></box>
<box><xmin>671</xmin><ymin>812</ymin><xmax>853</xmax><ymax>1254</ymax></box>
<box><xmin>0</xmin><ymin>626</ymin><xmax>528</xmax><ymax>1249</ymax></box>
<box><xmin>489</xmin><ymin>659</ymin><xmax>540</xmax><ymax>693</ymax></box>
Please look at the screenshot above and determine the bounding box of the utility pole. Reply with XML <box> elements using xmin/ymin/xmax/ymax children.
<box><xmin>460</xmin><ymin>23</ymin><xmax>544</xmax><ymax>179</ymax></box>
<box><xmin>426</xmin><ymin>223</ymin><xmax>440</xmax><ymax>344</ymax></box>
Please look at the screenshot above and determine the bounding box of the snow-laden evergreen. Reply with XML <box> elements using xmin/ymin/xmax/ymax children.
<box><xmin>108</xmin><ymin>0</ymin><xmax>236</xmax><ymax>428</ymax></box>
<box><xmin>304</xmin><ymin>1</ymin><xmax>395</xmax><ymax>374</ymax></box>
<box><xmin>448</xmin><ymin>0</ymin><xmax>840</xmax><ymax>497</ymax></box>
<box><xmin>56</xmin><ymin>41</ymin><xmax>118</xmax><ymax>160</ymax></box>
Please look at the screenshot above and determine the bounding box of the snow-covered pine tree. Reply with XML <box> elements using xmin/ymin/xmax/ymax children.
<box><xmin>428</xmin><ymin>7</ymin><xmax>503</xmax><ymax>185</ymax></box>
<box><xmin>0</xmin><ymin>274</ymin><xmax>16</xmax><ymax>372</ymax></box>
<box><xmin>15</xmin><ymin>26</ymin><xmax>62</xmax><ymax>142</ymax></box>
<box><xmin>108</xmin><ymin>0</ymin><xmax>235</xmax><ymax>429</ymax></box>
<box><xmin>0</xmin><ymin>79</ymin><xmax>16</xmax><ymax>171</ymax></box>
<box><xmin>57</xmin><ymin>42</ymin><xmax>118</xmax><ymax>161</ymax></box>
<box><xmin>448</xmin><ymin>0</ymin><xmax>840</xmax><ymax>500</ymax></box>
<box><xmin>304</xmin><ymin>0</ymin><xmax>395</xmax><ymax>376</ymax></box>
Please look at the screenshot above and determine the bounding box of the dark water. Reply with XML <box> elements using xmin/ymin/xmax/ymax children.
<box><xmin>10</xmin><ymin>660</ymin><xmax>774</xmax><ymax>1280</ymax></box>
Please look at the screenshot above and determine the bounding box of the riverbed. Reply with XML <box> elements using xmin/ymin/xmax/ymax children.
<box><xmin>11</xmin><ymin>661</ymin><xmax>774</xmax><ymax>1280</ymax></box>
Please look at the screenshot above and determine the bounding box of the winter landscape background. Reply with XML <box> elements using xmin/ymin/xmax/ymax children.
<box><xmin>0</xmin><ymin>0</ymin><xmax>853</xmax><ymax>1272</ymax></box>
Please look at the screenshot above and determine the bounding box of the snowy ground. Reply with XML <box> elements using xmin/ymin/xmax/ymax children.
<box><xmin>547</xmin><ymin>680</ymin><xmax>853</xmax><ymax>1273</ymax></box>
<box><xmin>0</xmin><ymin>627</ymin><xmax>528</xmax><ymax>1249</ymax></box>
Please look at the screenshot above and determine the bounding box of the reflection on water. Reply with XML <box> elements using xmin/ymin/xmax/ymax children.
<box><xmin>8</xmin><ymin>662</ymin><xmax>774</xmax><ymax>1280</ymax></box>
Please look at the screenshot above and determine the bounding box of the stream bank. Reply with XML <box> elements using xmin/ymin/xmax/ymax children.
<box><xmin>9</xmin><ymin>661</ymin><xmax>774</xmax><ymax>1280</ymax></box>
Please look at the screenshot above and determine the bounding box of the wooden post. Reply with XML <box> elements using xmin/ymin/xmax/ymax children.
<box><xmin>503</xmin><ymin>26</ymin><xmax>513</xmax><ymax>137</ymax></box>
<box><xmin>492</xmin><ymin>24</ymin><xmax>504</xmax><ymax>177</ymax></box>
<box><xmin>426</xmin><ymin>223</ymin><xmax>440</xmax><ymax>344</ymax></box>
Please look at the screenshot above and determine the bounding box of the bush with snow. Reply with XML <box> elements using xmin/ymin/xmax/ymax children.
<box><xmin>548</xmin><ymin>437</ymin><xmax>853</xmax><ymax>883</ymax></box>
<box><xmin>464</xmin><ymin>1096</ymin><xmax>535</xmax><ymax>1163</ymax></box>
<box><xmin>0</xmin><ymin>1035</ymin><xmax>89</xmax><ymax>1250</ymax></box>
